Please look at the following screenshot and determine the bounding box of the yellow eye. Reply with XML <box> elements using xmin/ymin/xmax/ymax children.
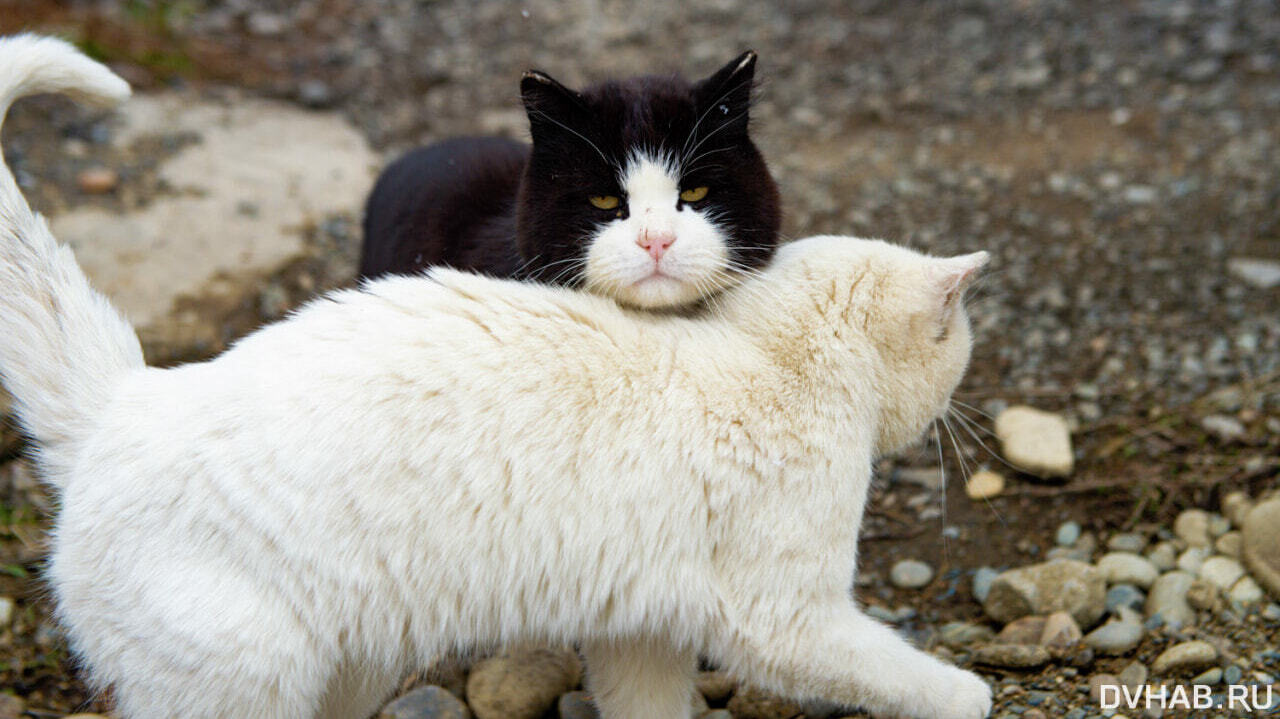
<box><xmin>589</xmin><ymin>195</ymin><xmax>620</xmax><ymax>210</ymax></box>
<box><xmin>680</xmin><ymin>186</ymin><xmax>709</xmax><ymax>203</ymax></box>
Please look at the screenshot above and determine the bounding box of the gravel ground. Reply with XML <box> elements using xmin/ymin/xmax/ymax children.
<box><xmin>0</xmin><ymin>1</ymin><xmax>1278</xmax><ymax>717</ymax></box>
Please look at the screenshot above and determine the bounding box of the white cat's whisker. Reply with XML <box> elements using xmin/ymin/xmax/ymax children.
<box><xmin>527</xmin><ymin>109</ymin><xmax>613</xmax><ymax>167</ymax></box>
<box><xmin>679</xmin><ymin>76</ymin><xmax>755</xmax><ymax>163</ymax></box>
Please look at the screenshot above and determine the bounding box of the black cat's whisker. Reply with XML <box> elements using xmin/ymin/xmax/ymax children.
<box><xmin>527</xmin><ymin>109</ymin><xmax>613</xmax><ymax>167</ymax></box>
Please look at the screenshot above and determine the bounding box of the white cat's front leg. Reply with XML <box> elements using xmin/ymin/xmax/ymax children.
<box><xmin>581</xmin><ymin>637</ymin><xmax>698</xmax><ymax>719</ymax></box>
<box><xmin>720</xmin><ymin>602</ymin><xmax>991</xmax><ymax>719</ymax></box>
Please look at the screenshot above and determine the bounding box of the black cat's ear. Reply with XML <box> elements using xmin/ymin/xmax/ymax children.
<box><xmin>693</xmin><ymin>51</ymin><xmax>757</xmax><ymax>136</ymax></box>
<box><xmin>521</xmin><ymin>70</ymin><xmax>588</xmax><ymax>143</ymax></box>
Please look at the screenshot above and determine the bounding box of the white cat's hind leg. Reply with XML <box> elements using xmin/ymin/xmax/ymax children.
<box><xmin>582</xmin><ymin>638</ymin><xmax>698</xmax><ymax>719</ymax></box>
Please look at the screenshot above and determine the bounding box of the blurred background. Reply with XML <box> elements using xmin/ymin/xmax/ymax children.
<box><xmin>0</xmin><ymin>1</ymin><xmax>1277</xmax><ymax>716</ymax></box>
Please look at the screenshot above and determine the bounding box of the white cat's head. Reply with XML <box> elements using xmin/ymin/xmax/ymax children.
<box><xmin>729</xmin><ymin>235</ymin><xmax>987</xmax><ymax>455</ymax></box>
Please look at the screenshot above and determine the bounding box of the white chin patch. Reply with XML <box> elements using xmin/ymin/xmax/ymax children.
<box><xmin>582</xmin><ymin>152</ymin><xmax>735</xmax><ymax>309</ymax></box>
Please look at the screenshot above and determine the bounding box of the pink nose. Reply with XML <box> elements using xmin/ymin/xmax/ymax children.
<box><xmin>637</xmin><ymin>229</ymin><xmax>676</xmax><ymax>261</ymax></box>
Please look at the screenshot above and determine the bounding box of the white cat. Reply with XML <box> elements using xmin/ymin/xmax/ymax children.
<box><xmin>0</xmin><ymin>35</ymin><xmax>993</xmax><ymax>719</ymax></box>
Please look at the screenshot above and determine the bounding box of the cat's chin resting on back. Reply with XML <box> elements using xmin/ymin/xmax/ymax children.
<box><xmin>0</xmin><ymin>36</ymin><xmax>993</xmax><ymax>719</ymax></box>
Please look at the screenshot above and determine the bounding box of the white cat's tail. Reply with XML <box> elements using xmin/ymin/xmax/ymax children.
<box><xmin>0</xmin><ymin>34</ymin><xmax>143</xmax><ymax>477</ymax></box>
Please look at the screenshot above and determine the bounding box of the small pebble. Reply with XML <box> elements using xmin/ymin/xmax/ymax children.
<box><xmin>1089</xmin><ymin>673</ymin><xmax>1119</xmax><ymax>703</ymax></box>
<box><xmin>1177</xmin><ymin>546</ymin><xmax>1210</xmax><ymax>574</ymax></box>
<box><xmin>972</xmin><ymin>643</ymin><xmax>1052</xmax><ymax>668</ymax></box>
<box><xmin>1056</xmin><ymin>521</ymin><xmax>1082</xmax><ymax>547</ymax></box>
<box><xmin>966</xmin><ymin>469</ymin><xmax>1005</xmax><ymax>500</ymax></box>
<box><xmin>1228</xmin><ymin>575</ymin><xmax>1264</xmax><ymax>605</ymax></box>
<box><xmin>1098</xmin><ymin>552</ymin><xmax>1159</xmax><ymax>588</ymax></box>
<box><xmin>76</xmin><ymin>166</ymin><xmax>119</xmax><ymax>194</ymax></box>
<box><xmin>1192</xmin><ymin>667</ymin><xmax>1223</xmax><ymax>686</ymax></box>
<box><xmin>889</xmin><ymin>559</ymin><xmax>933</xmax><ymax>589</ymax></box>
<box><xmin>1186</xmin><ymin>580</ymin><xmax>1222</xmax><ymax>612</ymax></box>
<box><xmin>1199</xmin><ymin>556</ymin><xmax>1246</xmax><ymax>591</ymax></box>
<box><xmin>1118</xmin><ymin>660</ymin><xmax>1148</xmax><ymax>690</ymax></box>
<box><xmin>1107</xmin><ymin>532</ymin><xmax>1148</xmax><ymax>554</ymax></box>
<box><xmin>1215</xmin><ymin>531</ymin><xmax>1243</xmax><ymax>557</ymax></box>
<box><xmin>1224</xmin><ymin>664</ymin><xmax>1244</xmax><ymax>684</ymax></box>
<box><xmin>1222</xmin><ymin>491</ymin><xmax>1252</xmax><ymax>527</ymax></box>
<box><xmin>1105</xmin><ymin>584</ymin><xmax>1146</xmax><ymax>613</ymax></box>
<box><xmin>1152</xmin><ymin>640</ymin><xmax>1219</xmax><ymax>675</ymax></box>
<box><xmin>1084</xmin><ymin>613</ymin><xmax>1144</xmax><ymax>655</ymax></box>
<box><xmin>972</xmin><ymin>567</ymin><xmax>998</xmax><ymax>603</ymax></box>
<box><xmin>1147</xmin><ymin>542</ymin><xmax>1178</xmax><ymax>572</ymax></box>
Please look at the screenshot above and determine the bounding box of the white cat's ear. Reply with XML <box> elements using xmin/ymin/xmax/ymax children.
<box><xmin>933</xmin><ymin>251</ymin><xmax>989</xmax><ymax>311</ymax></box>
<box><xmin>694</xmin><ymin>51</ymin><xmax>757</xmax><ymax>135</ymax></box>
<box><xmin>521</xmin><ymin>70</ymin><xmax>588</xmax><ymax>142</ymax></box>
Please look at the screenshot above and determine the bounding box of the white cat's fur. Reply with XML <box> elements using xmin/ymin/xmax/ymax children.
<box><xmin>0</xmin><ymin>35</ymin><xmax>993</xmax><ymax>719</ymax></box>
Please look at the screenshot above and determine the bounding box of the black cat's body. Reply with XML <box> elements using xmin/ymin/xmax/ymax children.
<box><xmin>360</xmin><ymin>53</ymin><xmax>781</xmax><ymax>309</ymax></box>
<box><xmin>360</xmin><ymin>137</ymin><xmax>527</xmax><ymax>279</ymax></box>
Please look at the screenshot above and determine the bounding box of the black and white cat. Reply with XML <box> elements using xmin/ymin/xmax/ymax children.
<box><xmin>360</xmin><ymin>52</ymin><xmax>781</xmax><ymax>309</ymax></box>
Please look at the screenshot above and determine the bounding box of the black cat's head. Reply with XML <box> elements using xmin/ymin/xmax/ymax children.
<box><xmin>515</xmin><ymin>52</ymin><xmax>781</xmax><ymax>309</ymax></box>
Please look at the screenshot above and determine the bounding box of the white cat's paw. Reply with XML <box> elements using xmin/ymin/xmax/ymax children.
<box><xmin>929</xmin><ymin>667</ymin><xmax>992</xmax><ymax>719</ymax></box>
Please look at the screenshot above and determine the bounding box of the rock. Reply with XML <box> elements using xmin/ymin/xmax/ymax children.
<box><xmin>0</xmin><ymin>596</ymin><xmax>13</xmax><ymax>625</ymax></box>
<box><xmin>1118</xmin><ymin>661</ymin><xmax>1148</xmax><ymax>692</ymax></box>
<box><xmin>1039</xmin><ymin>611</ymin><xmax>1082</xmax><ymax>654</ymax></box>
<box><xmin>466</xmin><ymin>649</ymin><xmax>583</xmax><ymax>719</ymax></box>
<box><xmin>1228</xmin><ymin>575</ymin><xmax>1265</xmax><ymax>605</ymax></box>
<box><xmin>725</xmin><ymin>685</ymin><xmax>806</xmax><ymax>719</ymax></box>
<box><xmin>1084</xmin><ymin>610</ymin><xmax>1144</xmax><ymax>655</ymax></box>
<box><xmin>994</xmin><ymin>406</ymin><xmax>1074</xmax><ymax>479</ymax></box>
<box><xmin>1186</xmin><ymin>580</ymin><xmax>1222</xmax><ymax>612</ymax></box>
<box><xmin>1056</xmin><ymin>521</ymin><xmax>1082</xmax><ymax>547</ymax></box>
<box><xmin>556</xmin><ymin>691</ymin><xmax>599</xmax><ymax>719</ymax></box>
<box><xmin>0</xmin><ymin>694</ymin><xmax>24</xmax><ymax>719</ymax></box>
<box><xmin>1107</xmin><ymin>533</ymin><xmax>1148</xmax><ymax>554</ymax></box>
<box><xmin>1199</xmin><ymin>556</ymin><xmax>1246</xmax><ymax>591</ymax></box>
<box><xmin>1227</xmin><ymin>257</ymin><xmax>1280</xmax><ymax>289</ymax></box>
<box><xmin>1088</xmin><ymin>673</ymin><xmax>1119</xmax><ymax>703</ymax></box>
<box><xmin>940</xmin><ymin>621</ymin><xmax>995</xmax><ymax>649</ymax></box>
<box><xmin>51</xmin><ymin>92</ymin><xmax>376</xmax><ymax>356</ymax></box>
<box><xmin>1216</xmin><ymin>531</ymin><xmax>1243</xmax><ymax>558</ymax></box>
<box><xmin>1146</xmin><ymin>571</ymin><xmax>1197</xmax><ymax>629</ymax></box>
<box><xmin>1177</xmin><ymin>546</ymin><xmax>1211</xmax><ymax>574</ymax></box>
<box><xmin>1147</xmin><ymin>542</ymin><xmax>1178</xmax><ymax>572</ymax></box>
<box><xmin>379</xmin><ymin>686</ymin><xmax>471</xmax><ymax>719</ymax></box>
<box><xmin>972</xmin><ymin>643</ymin><xmax>1052</xmax><ymax>668</ymax></box>
<box><xmin>1097</xmin><ymin>552</ymin><xmax>1159</xmax><ymax>588</ymax></box>
<box><xmin>1192</xmin><ymin>667</ymin><xmax>1224</xmax><ymax>685</ymax></box>
<box><xmin>889</xmin><ymin>559</ymin><xmax>934</xmax><ymax>589</ymax></box>
<box><xmin>1105</xmin><ymin>584</ymin><xmax>1146</xmax><ymax>613</ymax></box>
<box><xmin>982</xmin><ymin>559</ymin><xmax>1106</xmax><ymax>627</ymax></box>
<box><xmin>298</xmin><ymin>80</ymin><xmax>335</xmax><ymax>109</ymax></box>
<box><xmin>1224</xmin><ymin>664</ymin><xmax>1244</xmax><ymax>684</ymax></box>
<box><xmin>996</xmin><ymin>616</ymin><xmax>1048</xmax><ymax>645</ymax></box>
<box><xmin>972</xmin><ymin>567</ymin><xmax>999</xmax><ymax>603</ymax></box>
<box><xmin>965</xmin><ymin>468</ymin><xmax>1005</xmax><ymax>499</ymax></box>
<box><xmin>695</xmin><ymin>670</ymin><xmax>736</xmax><ymax>703</ymax></box>
<box><xmin>1175</xmin><ymin>509</ymin><xmax>1212</xmax><ymax>547</ymax></box>
<box><xmin>1242</xmin><ymin>500</ymin><xmax>1280</xmax><ymax>600</ymax></box>
<box><xmin>1151</xmin><ymin>640</ymin><xmax>1219</xmax><ymax>676</ymax></box>
<box><xmin>1222</xmin><ymin>491</ymin><xmax>1252</xmax><ymax>527</ymax></box>
<box><xmin>1201</xmin><ymin>415</ymin><xmax>1247</xmax><ymax>442</ymax></box>
<box><xmin>1208</xmin><ymin>514</ymin><xmax>1231</xmax><ymax>538</ymax></box>
<box><xmin>75</xmin><ymin>166</ymin><xmax>119</xmax><ymax>194</ymax></box>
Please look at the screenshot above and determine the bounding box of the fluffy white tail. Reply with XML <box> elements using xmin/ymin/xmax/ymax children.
<box><xmin>0</xmin><ymin>34</ymin><xmax>142</xmax><ymax>480</ymax></box>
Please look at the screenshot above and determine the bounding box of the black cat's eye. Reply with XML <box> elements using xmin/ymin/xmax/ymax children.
<box><xmin>680</xmin><ymin>186</ymin><xmax>709</xmax><ymax>203</ymax></box>
<box><xmin>589</xmin><ymin>195</ymin><xmax>620</xmax><ymax>210</ymax></box>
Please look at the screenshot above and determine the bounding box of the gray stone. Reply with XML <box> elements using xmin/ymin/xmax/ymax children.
<box><xmin>983</xmin><ymin>560</ymin><xmax>1105</xmax><ymax>627</ymax></box>
<box><xmin>1199</xmin><ymin>556</ymin><xmax>1246</xmax><ymax>591</ymax></box>
<box><xmin>1202</xmin><ymin>415</ymin><xmax>1247</xmax><ymax>442</ymax></box>
<box><xmin>996</xmin><ymin>615</ymin><xmax>1048</xmax><ymax>645</ymax></box>
<box><xmin>973</xmin><ymin>567</ymin><xmax>999</xmax><ymax>603</ymax></box>
<box><xmin>1105</xmin><ymin>584</ymin><xmax>1146</xmax><ymax>613</ymax></box>
<box><xmin>994</xmin><ymin>406</ymin><xmax>1074</xmax><ymax>478</ymax></box>
<box><xmin>1097</xmin><ymin>552</ymin><xmax>1159</xmax><ymax>588</ymax></box>
<box><xmin>1192</xmin><ymin>667</ymin><xmax>1223</xmax><ymax>686</ymax></box>
<box><xmin>1039</xmin><ymin>611</ymin><xmax>1082</xmax><ymax>654</ymax></box>
<box><xmin>1107</xmin><ymin>532</ymin><xmax>1148</xmax><ymax>554</ymax></box>
<box><xmin>378</xmin><ymin>686</ymin><xmax>471</xmax><ymax>719</ymax></box>
<box><xmin>1056</xmin><ymin>521</ymin><xmax>1082</xmax><ymax>547</ymax></box>
<box><xmin>557</xmin><ymin>691</ymin><xmax>599</xmax><ymax>719</ymax></box>
<box><xmin>1118</xmin><ymin>660</ymin><xmax>1148</xmax><ymax>691</ymax></box>
<box><xmin>1147</xmin><ymin>542</ymin><xmax>1178</xmax><ymax>572</ymax></box>
<box><xmin>1216</xmin><ymin>531</ymin><xmax>1243</xmax><ymax>558</ymax></box>
<box><xmin>1146</xmin><ymin>571</ymin><xmax>1197</xmax><ymax>629</ymax></box>
<box><xmin>466</xmin><ymin>648</ymin><xmax>582</xmax><ymax>719</ymax></box>
<box><xmin>972</xmin><ymin>643</ymin><xmax>1052</xmax><ymax>669</ymax></box>
<box><xmin>939</xmin><ymin>621</ymin><xmax>995</xmax><ymax>649</ymax></box>
<box><xmin>50</xmin><ymin>93</ymin><xmax>376</xmax><ymax>353</ymax></box>
<box><xmin>1229</xmin><ymin>575</ymin><xmax>1265</xmax><ymax>605</ymax></box>
<box><xmin>1177</xmin><ymin>546</ymin><xmax>1211</xmax><ymax>574</ymax></box>
<box><xmin>1224</xmin><ymin>664</ymin><xmax>1244</xmax><ymax>684</ymax></box>
<box><xmin>1227</xmin><ymin>257</ymin><xmax>1280</xmax><ymax>290</ymax></box>
<box><xmin>1152</xmin><ymin>640</ymin><xmax>1219</xmax><ymax>676</ymax></box>
<box><xmin>1174</xmin><ymin>509</ymin><xmax>1212</xmax><ymax>547</ymax></box>
<box><xmin>1242</xmin><ymin>500</ymin><xmax>1280</xmax><ymax>600</ymax></box>
<box><xmin>889</xmin><ymin>559</ymin><xmax>934</xmax><ymax>589</ymax></box>
<box><xmin>1084</xmin><ymin>611</ymin><xmax>1144</xmax><ymax>655</ymax></box>
<box><xmin>0</xmin><ymin>596</ymin><xmax>13</xmax><ymax>626</ymax></box>
<box><xmin>1222</xmin><ymin>491</ymin><xmax>1253</xmax><ymax>527</ymax></box>
<box><xmin>1186</xmin><ymin>580</ymin><xmax>1222</xmax><ymax>612</ymax></box>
